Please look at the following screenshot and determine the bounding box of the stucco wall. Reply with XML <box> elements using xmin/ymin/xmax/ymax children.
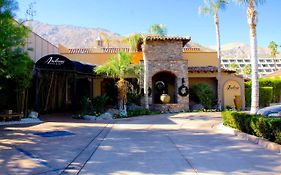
<box><xmin>183</xmin><ymin>51</ymin><xmax>218</xmax><ymax>67</ymax></box>
<box><xmin>24</xmin><ymin>31</ymin><xmax>58</xmax><ymax>62</ymax></box>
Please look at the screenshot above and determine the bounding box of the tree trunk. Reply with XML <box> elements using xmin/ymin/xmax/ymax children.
<box><xmin>117</xmin><ymin>78</ymin><xmax>128</xmax><ymax>117</ymax></box>
<box><xmin>248</xmin><ymin>1</ymin><xmax>259</xmax><ymax>114</ymax></box>
<box><xmin>214</xmin><ymin>13</ymin><xmax>222</xmax><ymax>110</ymax></box>
<box><xmin>143</xmin><ymin>41</ymin><xmax>149</xmax><ymax>109</ymax></box>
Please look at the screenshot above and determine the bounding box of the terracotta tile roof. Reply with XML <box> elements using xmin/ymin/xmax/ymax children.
<box><xmin>67</xmin><ymin>47</ymin><xmax>200</xmax><ymax>54</ymax></box>
<box><xmin>144</xmin><ymin>35</ymin><xmax>191</xmax><ymax>46</ymax></box>
<box><xmin>69</xmin><ymin>48</ymin><xmax>130</xmax><ymax>54</ymax></box>
<box><xmin>102</xmin><ymin>48</ymin><xmax>130</xmax><ymax>53</ymax></box>
<box><xmin>188</xmin><ymin>66</ymin><xmax>236</xmax><ymax>73</ymax></box>
<box><xmin>183</xmin><ymin>47</ymin><xmax>200</xmax><ymax>52</ymax></box>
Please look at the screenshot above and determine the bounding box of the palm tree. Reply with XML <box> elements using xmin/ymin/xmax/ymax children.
<box><xmin>236</xmin><ymin>0</ymin><xmax>264</xmax><ymax>114</ymax></box>
<box><xmin>229</xmin><ymin>63</ymin><xmax>241</xmax><ymax>73</ymax></box>
<box><xmin>268</xmin><ymin>41</ymin><xmax>279</xmax><ymax>71</ymax></box>
<box><xmin>242</xmin><ymin>64</ymin><xmax>251</xmax><ymax>76</ymax></box>
<box><xmin>95</xmin><ymin>51</ymin><xmax>141</xmax><ymax>116</ymax></box>
<box><xmin>125</xmin><ymin>33</ymin><xmax>142</xmax><ymax>52</ymax></box>
<box><xmin>99</xmin><ymin>32</ymin><xmax>110</xmax><ymax>48</ymax></box>
<box><xmin>199</xmin><ymin>0</ymin><xmax>229</xmax><ymax>110</ymax></box>
<box><xmin>148</xmin><ymin>24</ymin><xmax>167</xmax><ymax>36</ymax></box>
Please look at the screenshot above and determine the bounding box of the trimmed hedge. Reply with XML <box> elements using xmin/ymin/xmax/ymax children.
<box><xmin>222</xmin><ymin>111</ymin><xmax>281</xmax><ymax>144</ymax></box>
<box><xmin>245</xmin><ymin>77</ymin><xmax>281</xmax><ymax>103</ymax></box>
<box><xmin>245</xmin><ymin>87</ymin><xmax>273</xmax><ymax>107</ymax></box>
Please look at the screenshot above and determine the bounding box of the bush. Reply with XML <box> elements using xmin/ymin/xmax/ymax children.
<box><xmin>81</xmin><ymin>95</ymin><xmax>109</xmax><ymax>116</ymax></box>
<box><xmin>222</xmin><ymin>111</ymin><xmax>281</xmax><ymax>144</ymax></box>
<box><xmin>245</xmin><ymin>78</ymin><xmax>281</xmax><ymax>103</ymax></box>
<box><xmin>245</xmin><ymin>87</ymin><xmax>273</xmax><ymax>107</ymax></box>
<box><xmin>190</xmin><ymin>83</ymin><xmax>214</xmax><ymax>109</ymax></box>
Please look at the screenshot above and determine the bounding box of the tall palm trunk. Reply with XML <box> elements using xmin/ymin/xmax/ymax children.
<box><xmin>143</xmin><ymin>40</ymin><xmax>149</xmax><ymax>109</ymax></box>
<box><xmin>214</xmin><ymin>13</ymin><xmax>222</xmax><ymax>110</ymax></box>
<box><xmin>248</xmin><ymin>0</ymin><xmax>259</xmax><ymax>114</ymax></box>
<box><xmin>117</xmin><ymin>78</ymin><xmax>128</xmax><ymax>116</ymax></box>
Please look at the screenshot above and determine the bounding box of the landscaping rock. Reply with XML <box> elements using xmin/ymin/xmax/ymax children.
<box><xmin>106</xmin><ymin>108</ymin><xmax>119</xmax><ymax>116</ymax></box>
<box><xmin>190</xmin><ymin>104</ymin><xmax>204</xmax><ymax>110</ymax></box>
<box><xmin>29</xmin><ymin>111</ymin><xmax>39</xmax><ymax>118</ymax></box>
<box><xmin>96</xmin><ymin>112</ymin><xmax>113</xmax><ymax>121</ymax></box>
<box><xmin>83</xmin><ymin>115</ymin><xmax>96</xmax><ymax>121</ymax></box>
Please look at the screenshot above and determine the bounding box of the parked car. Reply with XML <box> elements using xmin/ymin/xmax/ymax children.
<box><xmin>257</xmin><ymin>105</ymin><xmax>281</xmax><ymax>117</ymax></box>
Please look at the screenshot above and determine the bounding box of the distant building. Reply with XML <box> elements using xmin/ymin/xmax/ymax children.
<box><xmin>221</xmin><ymin>57</ymin><xmax>281</xmax><ymax>77</ymax></box>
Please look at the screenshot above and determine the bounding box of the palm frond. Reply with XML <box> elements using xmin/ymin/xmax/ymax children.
<box><xmin>235</xmin><ymin>0</ymin><xmax>265</xmax><ymax>6</ymax></box>
<box><xmin>199</xmin><ymin>0</ymin><xmax>229</xmax><ymax>15</ymax></box>
<box><xmin>94</xmin><ymin>51</ymin><xmax>141</xmax><ymax>79</ymax></box>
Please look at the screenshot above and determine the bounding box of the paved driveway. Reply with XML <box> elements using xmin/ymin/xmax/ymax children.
<box><xmin>1</xmin><ymin>112</ymin><xmax>281</xmax><ymax>175</ymax></box>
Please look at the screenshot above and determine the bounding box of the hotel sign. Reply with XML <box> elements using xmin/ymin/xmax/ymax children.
<box><xmin>36</xmin><ymin>54</ymin><xmax>74</xmax><ymax>70</ymax></box>
<box><xmin>45</xmin><ymin>57</ymin><xmax>65</xmax><ymax>65</ymax></box>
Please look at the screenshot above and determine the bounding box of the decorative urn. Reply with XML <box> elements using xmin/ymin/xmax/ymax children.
<box><xmin>160</xmin><ymin>94</ymin><xmax>171</xmax><ymax>104</ymax></box>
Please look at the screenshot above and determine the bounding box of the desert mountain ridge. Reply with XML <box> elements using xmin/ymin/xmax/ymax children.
<box><xmin>26</xmin><ymin>20</ymin><xmax>275</xmax><ymax>57</ymax></box>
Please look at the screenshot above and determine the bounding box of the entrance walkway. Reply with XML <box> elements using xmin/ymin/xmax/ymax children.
<box><xmin>1</xmin><ymin>112</ymin><xmax>281</xmax><ymax>175</ymax></box>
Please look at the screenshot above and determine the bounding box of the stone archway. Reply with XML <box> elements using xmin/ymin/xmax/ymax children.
<box><xmin>223</xmin><ymin>80</ymin><xmax>242</xmax><ymax>108</ymax></box>
<box><xmin>152</xmin><ymin>71</ymin><xmax>177</xmax><ymax>104</ymax></box>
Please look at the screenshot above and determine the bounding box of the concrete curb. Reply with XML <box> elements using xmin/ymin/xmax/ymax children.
<box><xmin>217</xmin><ymin>123</ymin><xmax>281</xmax><ymax>153</ymax></box>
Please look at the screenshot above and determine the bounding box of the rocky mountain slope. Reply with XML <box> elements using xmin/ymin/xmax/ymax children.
<box><xmin>210</xmin><ymin>42</ymin><xmax>276</xmax><ymax>58</ymax></box>
<box><xmin>25</xmin><ymin>21</ymin><xmax>276</xmax><ymax>58</ymax></box>
<box><xmin>25</xmin><ymin>20</ymin><xmax>214</xmax><ymax>50</ymax></box>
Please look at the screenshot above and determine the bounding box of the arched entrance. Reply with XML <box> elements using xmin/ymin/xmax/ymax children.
<box><xmin>223</xmin><ymin>80</ymin><xmax>242</xmax><ymax>109</ymax></box>
<box><xmin>152</xmin><ymin>71</ymin><xmax>177</xmax><ymax>104</ymax></box>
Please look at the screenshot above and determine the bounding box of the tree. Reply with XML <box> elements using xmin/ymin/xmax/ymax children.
<box><xmin>148</xmin><ymin>24</ymin><xmax>167</xmax><ymax>36</ymax></box>
<box><xmin>229</xmin><ymin>63</ymin><xmax>241</xmax><ymax>73</ymax></box>
<box><xmin>99</xmin><ymin>32</ymin><xmax>110</xmax><ymax>48</ymax></box>
<box><xmin>94</xmin><ymin>51</ymin><xmax>141</xmax><ymax>116</ymax></box>
<box><xmin>124</xmin><ymin>33</ymin><xmax>142</xmax><ymax>52</ymax></box>
<box><xmin>268</xmin><ymin>41</ymin><xmax>279</xmax><ymax>71</ymax></box>
<box><xmin>0</xmin><ymin>0</ymin><xmax>34</xmax><ymax>112</ymax></box>
<box><xmin>235</xmin><ymin>0</ymin><xmax>264</xmax><ymax>114</ymax></box>
<box><xmin>199</xmin><ymin>0</ymin><xmax>229</xmax><ymax>110</ymax></box>
<box><xmin>242</xmin><ymin>65</ymin><xmax>251</xmax><ymax>75</ymax></box>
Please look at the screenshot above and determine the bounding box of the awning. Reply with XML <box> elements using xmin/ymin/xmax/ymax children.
<box><xmin>35</xmin><ymin>54</ymin><xmax>95</xmax><ymax>74</ymax></box>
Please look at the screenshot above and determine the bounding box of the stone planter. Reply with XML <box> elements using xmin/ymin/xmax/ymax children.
<box><xmin>160</xmin><ymin>94</ymin><xmax>171</xmax><ymax>104</ymax></box>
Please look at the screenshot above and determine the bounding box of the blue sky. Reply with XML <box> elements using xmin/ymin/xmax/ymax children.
<box><xmin>17</xmin><ymin>0</ymin><xmax>280</xmax><ymax>47</ymax></box>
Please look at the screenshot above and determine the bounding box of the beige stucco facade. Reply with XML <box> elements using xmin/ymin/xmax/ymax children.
<box><xmin>57</xmin><ymin>37</ymin><xmax>245</xmax><ymax>110</ymax></box>
<box><xmin>24</xmin><ymin>31</ymin><xmax>58</xmax><ymax>62</ymax></box>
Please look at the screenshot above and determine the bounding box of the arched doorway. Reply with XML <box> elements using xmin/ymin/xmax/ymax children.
<box><xmin>152</xmin><ymin>71</ymin><xmax>177</xmax><ymax>104</ymax></box>
<box><xmin>223</xmin><ymin>80</ymin><xmax>242</xmax><ymax>108</ymax></box>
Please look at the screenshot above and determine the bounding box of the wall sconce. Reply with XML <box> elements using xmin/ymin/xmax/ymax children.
<box><xmin>182</xmin><ymin>78</ymin><xmax>185</xmax><ymax>85</ymax></box>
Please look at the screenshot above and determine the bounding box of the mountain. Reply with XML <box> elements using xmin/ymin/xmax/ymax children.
<box><xmin>210</xmin><ymin>42</ymin><xmax>275</xmax><ymax>58</ymax></box>
<box><xmin>25</xmin><ymin>20</ymin><xmax>123</xmax><ymax>48</ymax></box>
<box><xmin>26</xmin><ymin>21</ymin><xmax>277</xmax><ymax>58</ymax></box>
<box><xmin>25</xmin><ymin>21</ymin><xmax>214</xmax><ymax>51</ymax></box>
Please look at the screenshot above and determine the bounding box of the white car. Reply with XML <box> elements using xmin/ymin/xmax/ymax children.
<box><xmin>257</xmin><ymin>105</ymin><xmax>281</xmax><ymax>117</ymax></box>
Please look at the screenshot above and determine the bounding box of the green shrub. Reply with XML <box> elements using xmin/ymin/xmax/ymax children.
<box><xmin>245</xmin><ymin>87</ymin><xmax>273</xmax><ymax>107</ymax></box>
<box><xmin>81</xmin><ymin>95</ymin><xmax>109</xmax><ymax>115</ymax></box>
<box><xmin>127</xmin><ymin>92</ymin><xmax>141</xmax><ymax>106</ymax></box>
<box><xmin>190</xmin><ymin>83</ymin><xmax>214</xmax><ymax>109</ymax></box>
<box><xmin>246</xmin><ymin>78</ymin><xmax>281</xmax><ymax>103</ymax></box>
<box><xmin>222</xmin><ymin>111</ymin><xmax>281</xmax><ymax>144</ymax></box>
